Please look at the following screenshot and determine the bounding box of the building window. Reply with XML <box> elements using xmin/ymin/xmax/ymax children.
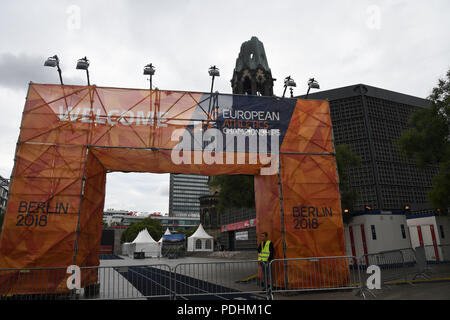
<box><xmin>195</xmin><ymin>239</ymin><xmax>202</xmax><ymax>250</ymax></box>
<box><xmin>371</xmin><ymin>225</ymin><xmax>377</xmax><ymax>240</ymax></box>
<box><xmin>440</xmin><ymin>225</ymin><xmax>445</xmax><ymax>239</ymax></box>
<box><xmin>400</xmin><ymin>224</ymin><xmax>406</xmax><ymax>239</ymax></box>
<box><xmin>205</xmin><ymin>239</ymin><xmax>212</xmax><ymax>249</ymax></box>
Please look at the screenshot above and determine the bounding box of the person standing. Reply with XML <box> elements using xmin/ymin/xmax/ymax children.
<box><xmin>258</xmin><ymin>232</ymin><xmax>274</xmax><ymax>290</ymax></box>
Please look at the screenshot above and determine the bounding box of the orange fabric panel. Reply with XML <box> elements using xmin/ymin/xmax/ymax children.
<box><xmin>75</xmin><ymin>151</ymin><xmax>106</xmax><ymax>270</ymax></box>
<box><xmin>281</xmin><ymin>99</ymin><xmax>334</xmax><ymax>154</ymax></box>
<box><xmin>90</xmin><ymin>148</ymin><xmax>264</xmax><ymax>176</ymax></box>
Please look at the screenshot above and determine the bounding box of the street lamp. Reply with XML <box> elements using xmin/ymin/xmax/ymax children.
<box><xmin>282</xmin><ymin>76</ymin><xmax>296</xmax><ymax>98</ymax></box>
<box><xmin>76</xmin><ymin>56</ymin><xmax>90</xmax><ymax>86</ymax></box>
<box><xmin>44</xmin><ymin>55</ymin><xmax>64</xmax><ymax>85</ymax></box>
<box><xmin>208</xmin><ymin>65</ymin><xmax>220</xmax><ymax>114</ymax></box>
<box><xmin>143</xmin><ymin>63</ymin><xmax>155</xmax><ymax>90</ymax></box>
<box><xmin>305</xmin><ymin>78</ymin><xmax>320</xmax><ymax>98</ymax></box>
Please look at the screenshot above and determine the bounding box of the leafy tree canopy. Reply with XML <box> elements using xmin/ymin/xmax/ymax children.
<box><xmin>397</xmin><ymin>69</ymin><xmax>450</xmax><ymax>213</ymax></box>
<box><xmin>335</xmin><ymin>144</ymin><xmax>361</xmax><ymax>223</ymax></box>
<box><xmin>120</xmin><ymin>217</ymin><xmax>163</xmax><ymax>243</ymax></box>
<box><xmin>208</xmin><ymin>175</ymin><xmax>255</xmax><ymax>213</ymax></box>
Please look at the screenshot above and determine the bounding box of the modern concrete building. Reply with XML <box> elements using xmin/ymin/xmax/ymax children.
<box><xmin>300</xmin><ymin>84</ymin><xmax>438</xmax><ymax>213</ymax></box>
<box><xmin>168</xmin><ymin>174</ymin><xmax>210</xmax><ymax>218</ymax></box>
<box><xmin>103</xmin><ymin>211</ymin><xmax>200</xmax><ymax>233</ymax></box>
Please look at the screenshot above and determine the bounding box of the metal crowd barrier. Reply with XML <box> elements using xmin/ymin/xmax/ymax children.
<box><xmin>84</xmin><ymin>264</ymin><xmax>173</xmax><ymax>300</ymax></box>
<box><xmin>0</xmin><ymin>266</ymin><xmax>75</xmax><ymax>300</ymax></box>
<box><xmin>268</xmin><ymin>256</ymin><xmax>362</xmax><ymax>298</ymax></box>
<box><xmin>358</xmin><ymin>249</ymin><xmax>411</xmax><ymax>286</ymax></box>
<box><xmin>0</xmin><ymin>264</ymin><xmax>173</xmax><ymax>300</ymax></box>
<box><xmin>358</xmin><ymin>246</ymin><xmax>446</xmax><ymax>286</ymax></box>
<box><xmin>172</xmin><ymin>260</ymin><xmax>268</xmax><ymax>300</ymax></box>
<box><xmin>3</xmin><ymin>248</ymin><xmax>448</xmax><ymax>300</ymax></box>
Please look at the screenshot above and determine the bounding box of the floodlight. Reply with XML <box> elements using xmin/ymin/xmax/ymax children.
<box><xmin>208</xmin><ymin>66</ymin><xmax>220</xmax><ymax>77</ymax></box>
<box><xmin>143</xmin><ymin>63</ymin><xmax>155</xmax><ymax>76</ymax></box>
<box><xmin>44</xmin><ymin>55</ymin><xmax>59</xmax><ymax>68</ymax></box>
<box><xmin>76</xmin><ymin>57</ymin><xmax>90</xmax><ymax>70</ymax></box>
<box><xmin>44</xmin><ymin>55</ymin><xmax>63</xmax><ymax>85</ymax></box>
<box><xmin>76</xmin><ymin>56</ymin><xmax>90</xmax><ymax>86</ymax></box>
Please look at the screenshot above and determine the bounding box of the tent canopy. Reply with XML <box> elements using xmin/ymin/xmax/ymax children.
<box><xmin>189</xmin><ymin>224</ymin><xmax>213</xmax><ymax>239</ymax></box>
<box><xmin>132</xmin><ymin>229</ymin><xmax>156</xmax><ymax>243</ymax></box>
<box><xmin>164</xmin><ymin>228</ymin><xmax>172</xmax><ymax>235</ymax></box>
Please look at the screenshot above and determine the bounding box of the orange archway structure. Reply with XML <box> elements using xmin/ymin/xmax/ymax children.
<box><xmin>0</xmin><ymin>83</ymin><xmax>347</xmax><ymax>294</ymax></box>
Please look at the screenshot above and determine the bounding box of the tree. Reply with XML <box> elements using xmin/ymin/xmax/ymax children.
<box><xmin>335</xmin><ymin>144</ymin><xmax>361</xmax><ymax>223</ymax></box>
<box><xmin>397</xmin><ymin>69</ymin><xmax>450</xmax><ymax>213</ymax></box>
<box><xmin>208</xmin><ymin>175</ymin><xmax>255</xmax><ymax>213</ymax></box>
<box><xmin>120</xmin><ymin>217</ymin><xmax>163</xmax><ymax>243</ymax></box>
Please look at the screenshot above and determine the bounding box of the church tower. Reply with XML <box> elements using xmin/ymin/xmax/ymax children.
<box><xmin>231</xmin><ymin>36</ymin><xmax>275</xmax><ymax>96</ymax></box>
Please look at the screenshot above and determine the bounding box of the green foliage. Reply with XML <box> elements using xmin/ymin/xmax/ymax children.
<box><xmin>397</xmin><ymin>69</ymin><xmax>450</xmax><ymax>213</ymax></box>
<box><xmin>396</xmin><ymin>105</ymin><xmax>449</xmax><ymax>167</ymax></box>
<box><xmin>427</xmin><ymin>161</ymin><xmax>450</xmax><ymax>212</ymax></box>
<box><xmin>208</xmin><ymin>175</ymin><xmax>255</xmax><ymax>213</ymax></box>
<box><xmin>335</xmin><ymin>144</ymin><xmax>361</xmax><ymax>223</ymax></box>
<box><xmin>120</xmin><ymin>217</ymin><xmax>163</xmax><ymax>243</ymax></box>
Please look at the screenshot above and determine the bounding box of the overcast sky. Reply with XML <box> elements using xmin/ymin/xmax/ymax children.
<box><xmin>0</xmin><ymin>0</ymin><xmax>449</xmax><ymax>214</ymax></box>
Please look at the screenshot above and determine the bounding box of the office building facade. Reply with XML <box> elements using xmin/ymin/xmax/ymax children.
<box><xmin>168</xmin><ymin>174</ymin><xmax>210</xmax><ymax>217</ymax></box>
<box><xmin>301</xmin><ymin>84</ymin><xmax>439</xmax><ymax>213</ymax></box>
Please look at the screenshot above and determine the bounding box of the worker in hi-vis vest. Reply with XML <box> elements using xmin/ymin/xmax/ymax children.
<box><xmin>258</xmin><ymin>232</ymin><xmax>274</xmax><ymax>290</ymax></box>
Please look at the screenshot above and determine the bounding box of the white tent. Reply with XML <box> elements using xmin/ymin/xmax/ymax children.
<box><xmin>187</xmin><ymin>224</ymin><xmax>214</xmax><ymax>252</ymax></box>
<box><xmin>132</xmin><ymin>229</ymin><xmax>160</xmax><ymax>258</ymax></box>
<box><xmin>158</xmin><ymin>228</ymin><xmax>172</xmax><ymax>243</ymax></box>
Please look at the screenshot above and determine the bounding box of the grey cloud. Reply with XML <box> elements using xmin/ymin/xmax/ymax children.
<box><xmin>0</xmin><ymin>53</ymin><xmax>84</xmax><ymax>90</ymax></box>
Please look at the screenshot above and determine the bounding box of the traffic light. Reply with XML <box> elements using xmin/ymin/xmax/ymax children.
<box><xmin>343</xmin><ymin>208</ymin><xmax>350</xmax><ymax>214</ymax></box>
<box><xmin>403</xmin><ymin>204</ymin><xmax>411</xmax><ymax>213</ymax></box>
<box><xmin>364</xmin><ymin>205</ymin><xmax>372</xmax><ymax>212</ymax></box>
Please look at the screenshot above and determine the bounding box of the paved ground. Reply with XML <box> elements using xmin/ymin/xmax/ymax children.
<box><xmin>273</xmin><ymin>281</ymin><xmax>450</xmax><ymax>300</ymax></box>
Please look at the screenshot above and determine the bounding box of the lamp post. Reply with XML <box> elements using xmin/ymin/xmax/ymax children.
<box><xmin>282</xmin><ymin>76</ymin><xmax>296</xmax><ymax>98</ymax></box>
<box><xmin>76</xmin><ymin>56</ymin><xmax>90</xmax><ymax>86</ymax></box>
<box><xmin>305</xmin><ymin>78</ymin><xmax>320</xmax><ymax>98</ymax></box>
<box><xmin>143</xmin><ymin>63</ymin><xmax>155</xmax><ymax>90</ymax></box>
<box><xmin>44</xmin><ymin>55</ymin><xmax>64</xmax><ymax>85</ymax></box>
<box><xmin>208</xmin><ymin>65</ymin><xmax>220</xmax><ymax>114</ymax></box>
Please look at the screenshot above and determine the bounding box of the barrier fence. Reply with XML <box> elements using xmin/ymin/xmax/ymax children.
<box><xmin>269</xmin><ymin>256</ymin><xmax>361</xmax><ymax>297</ymax></box>
<box><xmin>358</xmin><ymin>249</ymin><xmax>413</xmax><ymax>286</ymax></box>
<box><xmin>1</xmin><ymin>247</ymin><xmax>449</xmax><ymax>300</ymax></box>
<box><xmin>173</xmin><ymin>260</ymin><xmax>267</xmax><ymax>300</ymax></box>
